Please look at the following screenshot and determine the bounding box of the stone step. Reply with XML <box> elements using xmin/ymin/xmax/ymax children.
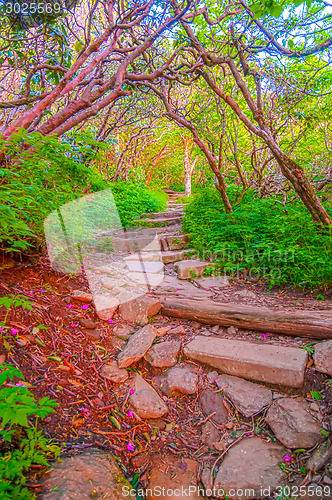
<box><xmin>161</xmin><ymin>249</ymin><xmax>195</xmax><ymax>264</ymax></box>
<box><xmin>160</xmin><ymin>233</ymin><xmax>190</xmax><ymax>251</ymax></box>
<box><xmin>183</xmin><ymin>336</ymin><xmax>308</xmax><ymax>388</ymax></box>
<box><xmin>139</xmin><ymin>211</ymin><xmax>184</xmax><ymax>219</ymax></box>
<box><xmin>140</xmin><ymin>216</ymin><xmax>183</xmax><ymax>226</ymax></box>
<box><xmin>174</xmin><ymin>259</ymin><xmax>211</xmax><ymax>279</ymax></box>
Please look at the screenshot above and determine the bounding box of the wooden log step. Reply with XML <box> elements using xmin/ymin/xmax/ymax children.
<box><xmin>161</xmin><ymin>298</ymin><xmax>332</xmax><ymax>339</ymax></box>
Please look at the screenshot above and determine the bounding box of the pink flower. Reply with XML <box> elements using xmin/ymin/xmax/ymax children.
<box><xmin>261</xmin><ymin>334</ymin><xmax>270</xmax><ymax>338</ymax></box>
<box><xmin>108</xmin><ymin>319</ymin><xmax>114</xmax><ymax>324</ymax></box>
<box><xmin>79</xmin><ymin>408</ymin><xmax>91</xmax><ymax>417</ymax></box>
<box><xmin>0</xmin><ymin>327</ymin><xmax>4</xmax><ymax>333</ymax></box>
<box><xmin>15</xmin><ymin>382</ymin><xmax>25</xmax><ymax>387</ymax></box>
<box><xmin>128</xmin><ymin>410</ymin><xmax>134</xmax><ymax>418</ymax></box>
<box><xmin>10</xmin><ymin>328</ymin><xmax>19</xmax><ymax>336</ymax></box>
<box><xmin>38</xmin><ymin>288</ymin><xmax>45</xmax><ymax>292</ymax></box>
<box><xmin>81</xmin><ymin>304</ymin><xmax>89</xmax><ymax>310</ymax></box>
<box><xmin>130</xmin><ymin>389</ymin><xmax>135</xmax><ymax>395</ymax></box>
<box><xmin>67</xmin><ymin>304</ymin><xmax>73</xmax><ymax>309</ymax></box>
<box><xmin>127</xmin><ymin>441</ymin><xmax>135</xmax><ymax>452</ymax></box>
<box><xmin>283</xmin><ymin>455</ymin><xmax>292</xmax><ymax>462</ymax></box>
<box><xmin>70</xmin><ymin>323</ymin><xmax>78</xmax><ymax>327</ymax></box>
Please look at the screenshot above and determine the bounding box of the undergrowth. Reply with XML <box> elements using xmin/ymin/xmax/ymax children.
<box><xmin>0</xmin><ymin>362</ymin><xmax>60</xmax><ymax>499</ymax></box>
<box><xmin>183</xmin><ymin>187</ymin><xmax>332</xmax><ymax>288</ymax></box>
<box><xmin>0</xmin><ymin>130</ymin><xmax>165</xmax><ymax>254</ymax></box>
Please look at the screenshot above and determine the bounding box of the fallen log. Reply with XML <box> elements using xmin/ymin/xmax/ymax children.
<box><xmin>161</xmin><ymin>298</ymin><xmax>332</xmax><ymax>339</ymax></box>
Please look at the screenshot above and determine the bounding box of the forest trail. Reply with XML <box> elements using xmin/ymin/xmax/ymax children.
<box><xmin>1</xmin><ymin>191</ymin><xmax>331</xmax><ymax>498</ymax></box>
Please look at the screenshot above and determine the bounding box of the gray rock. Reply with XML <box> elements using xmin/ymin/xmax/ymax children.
<box><xmin>306</xmin><ymin>441</ymin><xmax>332</xmax><ymax>471</ymax></box>
<box><xmin>174</xmin><ymin>259</ymin><xmax>210</xmax><ymax>280</ymax></box>
<box><xmin>266</xmin><ymin>398</ymin><xmax>324</xmax><ymax>449</ymax></box>
<box><xmin>227</xmin><ymin>326</ymin><xmax>238</xmax><ymax>334</ymax></box>
<box><xmin>196</xmin><ymin>276</ymin><xmax>230</xmax><ymax>289</ymax></box>
<box><xmin>100</xmin><ymin>362</ymin><xmax>128</xmax><ymax>384</ymax></box>
<box><xmin>145</xmin><ymin>340</ymin><xmax>181</xmax><ymax>368</ymax></box>
<box><xmin>207</xmin><ymin>371</ymin><xmax>219</xmax><ymax>384</ymax></box>
<box><xmin>118</xmin><ymin>296</ymin><xmax>161</xmax><ymax>325</ymax></box>
<box><xmin>200</xmin><ymin>389</ymin><xmax>228</xmax><ymax>424</ymax></box>
<box><xmin>79</xmin><ymin>318</ymin><xmax>97</xmax><ymax>329</ymax></box>
<box><xmin>117</xmin><ymin>325</ymin><xmax>157</xmax><ymax>368</ymax></box>
<box><xmin>41</xmin><ymin>448</ymin><xmax>131</xmax><ymax>499</ymax></box>
<box><xmin>216</xmin><ymin>374</ymin><xmax>272</xmax><ymax>417</ymax></box>
<box><xmin>83</xmin><ymin>328</ymin><xmax>101</xmax><ymax>341</ymax></box>
<box><xmin>202</xmin><ymin>421</ymin><xmax>221</xmax><ymax>448</ymax></box>
<box><xmin>314</xmin><ymin>340</ymin><xmax>332</xmax><ymax>376</ymax></box>
<box><xmin>158</xmin><ymin>365</ymin><xmax>198</xmax><ymax>397</ymax></box>
<box><xmin>214</xmin><ymin>437</ymin><xmax>286</xmax><ymax>499</ymax></box>
<box><xmin>130</xmin><ymin>374</ymin><xmax>168</xmax><ymax>419</ymax></box>
<box><xmin>112</xmin><ymin>324</ymin><xmax>134</xmax><ymax>339</ymax></box>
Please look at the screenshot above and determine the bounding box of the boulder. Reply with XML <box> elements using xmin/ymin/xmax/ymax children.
<box><xmin>216</xmin><ymin>374</ymin><xmax>272</xmax><ymax>417</ymax></box>
<box><xmin>130</xmin><ymin>374</ymin><xmax>168</xmax><ymax>419</ymax></box>
<box><xmin>214</xmin><ymin>437</ymin><xmax>286</xmax><ymax>499</ymax></box>
<box><xmin>306</xmin><ymin>441</ymin><xmax>332</xmax><ymax>471</ymax></box>
<box><xmin>100</xmin><ymin>362</ymin><xmax>128</xmax><ymax>384</ymax></box>
<box><xmin>266</xmin><ymin>398</ymin><xmax>324</xmax><ymax>449</ymax></box>
<box><xmin>41</xmin><ymin>448</ymin><xmax>131</xmax><ymax>499</ymax></box>
<box><xmin>174</xmin><ymin>259</ymin><xmax>210</xmax><ymax>280</ymax></box>
<box><xmin>314</xmin><ymin>340</ymin><xmax>332</xmax><ymax>376</ymax></box>
<box><xmin>200</xmin><ymin>389</ymin><xmax>228</xmax><ymax>424</ymax></box>
<box><xmin>145</xmin><ymin>340</ymin><xmax>181</xmax><ymax>368</ymax></box>
<box><xmin>119</xmin><ymin>296</ymin><xmax>161</xmax><ymax>325</ymax></box>
<box><xmin>117</xmin><ymin>325</ymin><xmax>157</xmax><ymax>368</ymax></box>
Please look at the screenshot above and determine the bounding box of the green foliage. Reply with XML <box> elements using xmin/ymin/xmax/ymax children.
<box><xmin>183</xmin><ymin>188</ymin><xmax>332</xmax><ymax>288</ymax></box>
<box><xmin>0</xmin><ymin>130</ymin><xmax>167</xmax><ymax>253</ymax></box>
<box><xmin>111</xmin><ymin>182</ymin><xmax>167</xmax><ymax>227</ymax></box>
<box><xmin>0</xmin><ymin>363</ymin><xmax>60</xmax><ymax>499</ymax></box>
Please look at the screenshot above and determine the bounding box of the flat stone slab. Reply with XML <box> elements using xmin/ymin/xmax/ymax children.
<box><xmin>161</xmin><ymin>298</ymin><xmax>332</xmax><ymax>339</ymax></box>
<box><xmin>41</xmin><ymin>449</ymin><xmax>131</xmax><ymax>499</ymax></box>
<box><xmin>184</xmin><ymin>336</ymin><xmax>308</xmax><ymax>388</ymax></box>
<box><xmin>175</xmin><ymin>259</ymin><xmax>210</xmax><ymax>279</ymax></box>
<box><xmin>161</xmin><ymin>249</ymin><xmax>194</xmax><ymax>264</ymax></box>
<box><xmin>214</xmin><ymin>437</ymin><xmax>286</xmax><ymax>499</ymax></box>
<box><xmin>266</xmin><ymin>398</ymin><xmax>324</xmax><ymax>449</ymax></box>
<box><xmin>216</xmin><ymin>374</ymin><xmax>273</xmax><ymax>417</ymax></box>
<box><xmin>117</xmin><ymin>325</ymin><xmax>157</xmax><ymax>368</ymax></box>
<box><xmin>130</xmin><ymin>374</ymin><xmax>168</xmax><ymax>419</ymax></box>
<box><xmin>314</xmin><ymin>340</ymin><xmax>332</xmax><ymax>376</ymax></box>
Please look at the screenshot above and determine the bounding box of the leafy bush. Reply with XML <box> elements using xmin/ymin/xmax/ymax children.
<box><xmin>0</xmin><ymin>130</ymin><xmax>167</xmax><ymax>253</ymax></box>
<box><xmin>183</xmin><ymin>188</ymin><xmax>332</xmax><ymax>288</ymax></box>
<box><xmin>111</xmin><ymin>182</ymin><xmax>167</xmax><ymax>227</ymax></box>
<box><xmin>0</xmin><ymin>363</ymin><xmax>60</xmax><ymax>499</ymax></box>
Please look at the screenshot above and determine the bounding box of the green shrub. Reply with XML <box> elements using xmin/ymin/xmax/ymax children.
<box><xmin>0</xmin><ymin>363</ymin><xmax>60</xmax><ymax>499</ymax></box>
<box><xmin>183</xmin><ymin>188</ymin><xmax>332</xmax><ymax>288</ymax></box>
